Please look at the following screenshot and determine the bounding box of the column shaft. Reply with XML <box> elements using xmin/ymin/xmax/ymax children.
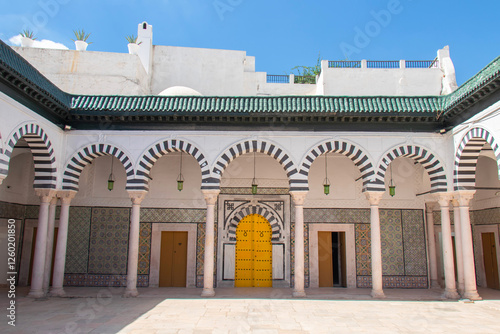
<box><xmin>28</xmin><ymin>190</ymin><xmax>55</xmax><ymax>298</ymax></box>
<box><xmin>201</xmin><ymin>190</ymin><xmax>219</xmax><ymax>297</ymax></box>
<box><xmin>438</xmin><ymin>197</ymin><xmax>459</xmax><ymax>299</ymax></box>
<box><xmin>452</xmin><ymin>203</ymin><xmax>465</xmax><ymax>295</ymax></box>
<box><xmin>459</xmin><ymin>204</ymin><xmax>481</xmax><ymax>300</ymax></box>
<box><xmin>293</xmin><ymin>202</ymin><xmax>305</xmax><ymax>297</ymax></box>
<box><xmin>50</xmin><ymin>196</ymin><xmax>72</xmax><ymax>296</ymax></box>
<box><xmin>370</xmin><ymin>203</ymin><xmax>384</xmax><ymax>298</ymax></box>
<box><xmin>42</xmin><ymin>198</ymin><xmax>58</xmax><ymax>293</ymax></box>
<box><xmin>125</xmin><ymin>203</ymin><xmax>141</xmax><ymax>297</ymax></box>
<box><xmin>425</xmin><ymin>204</ymin><xmax>439</xmax><ymax>288</ymax></box>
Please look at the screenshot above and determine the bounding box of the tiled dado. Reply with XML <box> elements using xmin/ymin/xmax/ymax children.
<box><xmin>357</xmin><ymin>276</ymin><xmax>428</xmax><ymax>289</ymax></box>
<box><xmin>64</xmin><ymin>274</ymin><xmax>149</xmax><ymax>287</ymax></box>
<box><xmin>0</xmin><ymin>201</ymin><xmax>26</xmax><ymax>219</ymax></box>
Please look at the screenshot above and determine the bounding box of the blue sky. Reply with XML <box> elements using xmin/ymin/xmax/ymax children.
<box><xmin>0</xmin><ymin>0</ymin><xmax>499</xmax><ymax>85</ymax></box>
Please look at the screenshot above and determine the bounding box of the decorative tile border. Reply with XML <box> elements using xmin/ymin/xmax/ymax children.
<box><xmin>64</xmin><ymin>274</ymin><xmax>149</xmax><ymax>287</ymax></box>
<box><xmin>470</xmin><ymin>207</ymin><xmax>500</xmax><ymax>225</ymax></box>
<box><xmin>303</xmin><ymin>208</ymin><xmax>370</xmax><ymax>224</ymax></box>
<box><xmin>141</xmin><ymin>208</ymin><xmax>206</xmax><ymax>223</ymax></box>
<box><xmin>357</xmin><ymin>276</ymin><xmax>428</xmax><ymax>289</ymax></box>
<box><xmin>220</xmin><ymin>187</ymin><xmax>289</xmax><ymax>195</ymax></box>
<box><xmin>0</xmin><ymin>201</ymin><xmax>25</xmax><ymax>219</ymax></box>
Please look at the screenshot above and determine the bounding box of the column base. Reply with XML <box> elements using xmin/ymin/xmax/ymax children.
<box><xmin>123</xmin><ymin>289</ymin><xmax>139</xmax><ymax>298</ymax></box>
<box><xmin>430</xmin><ymin>280</ymin><xmax>441</xmax><ymax>289</ymax></box>
<box><xmin>27</xmin><ymin>289</ymin><xmax>45</xmax><ymax>299</ymax></box>
<box><xmin>201</xmin><ymin>288</ymin><xmax>215</xmax><ymax>297</ymax></box>
<box><xmin>292</xmin><ymin>289</ymin><xmax>306</xmax><ymax>298</ymax></box>
<box><xmin>463</xmin><ymin>290</ymin><xmax>482</xmax><ymax>301</ymax></box>
<box><xmin>371</xmin><ymin>289</ymin><xmax>385</xmax><ymax>299</ymax></box>
<box><xmin>443</xmin><ymin>288</ymin><xmax>460</xmax><ymax>299</ymax></box>
<box><xmin>49</xmin><ymin>287</ymin><xmax>66</xmax><ymax>297</ymax></box>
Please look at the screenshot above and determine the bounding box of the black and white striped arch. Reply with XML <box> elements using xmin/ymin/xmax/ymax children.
<box><xmin>376</xmin><ymin>145</ymin><xmax>447</xmax><ymax>193</ymax></box>
<box><xmin>4</xmin><ymin>123</ymin><xmax>57</xmax><ymax>189</ymax></box>
<box><xmin>226</xmin><ymin>204</ymin><xmax>284</xmax><ymax>242</ymax></box>
<box><xmin>454</xmin><ymin>127</ymin><xmax>500</xmax><ymax>191</ymax></box>
<box><xmin>62</xmin><ymin>144</ymin><xmax>135</xmax><ymax>191</ymax></box>
<box><xmin>210</xmin><ymin>140</ymin><xmax>301</xmax><ymax>191</ymax></box>
<box><xmin>299</xmin><ymin>140</ymin><xmax>378</xmax><ymax>192</ymax></box>
<box><xmin>134</xmin><ymin>139</ymin><xmax>210</xmax><ymax>191</ymax></box>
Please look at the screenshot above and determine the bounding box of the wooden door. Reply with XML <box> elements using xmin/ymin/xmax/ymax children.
<box><xmin>318</xmin><ymin>232</ymin><xmax>333</xmax><ymax>287</ymax></box>
<box><xmin>28</xmin><ymin>227</ymin><xmax>58</xmax><ymax>285</ymax></box>
<box><xmin>235</xmin><ymin>214</ymin><xmax>272</xmax><ymax>287</ymax></box>
<box><xmin>482</xmin><ymin>232</ymin><xmax>500</xmax><ymax>289</ymax></box>
<box><xmin>159</xmin><ymin>231</ymin><xmax>188</xmax><ymax>287</ymax></box>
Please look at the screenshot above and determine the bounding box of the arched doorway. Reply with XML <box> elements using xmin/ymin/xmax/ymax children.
<box><xmin>235</xmin><ymin>214</ymin><xmax>272</xmax><ymax>287</ymax></box>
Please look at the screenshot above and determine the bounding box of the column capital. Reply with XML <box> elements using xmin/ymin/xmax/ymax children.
<box><xmin>128</xmin><ymin>191</ymin><xmax>148</xmax><ymax>205</ymax></box>
<box><xmin>202</xmin><ymin>189</ymin><xmax>220</xmax><ymax>205</ymax></box>
<box><xmin>35</xmin><ymin>189</ymin><xmax>57</xmax><ymax>203</ymax></box>
<box><xmin>454</xmin><ymin>190</ymin><xmax>476</xmax><ymax>207</ymax></box>
<box><xmin>425</xmin><ymin>202</ymin><xmax>437</xmax><ymax>211</ymax></box>
<box><xmin>58</xmin><ymin>190</ymin><xmax>77</xmax><ymax>205</ymax></box>
<box><xmin>364</xmin><ymin>191</ymin><xmax>384</xmax><ymax>206</ymax></box>
<box><xmin>434</xmin><ymin>192</ymin><xmax>453</xmax><ymax>207</ymax></box>
<box><xmin>290</xmin><ymin>191</ymin><xmax>308</xmax><ymax>206</ymax></box>
<box><xmin>0</xmin><ymin>174</ymin><xmax>6</xmax><ymax>185</ymax></box>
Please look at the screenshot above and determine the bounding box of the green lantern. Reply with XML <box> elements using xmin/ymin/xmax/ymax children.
<box><xmin>107</xmin><ymin>178</ymin><xmax>114</xmax><ymax>191</ymax></box>
<box><xmin>323</xmin><ymin>178</ymin><xmax>330</xmax><ymax>195</ymax></box>
<box><xmin>107</xmin><ymin>156</ymin><xmax>115</xmax><ymax>191</ymax></box>
<box><xmin>177</xmin><ymin>152</ymin><xmax>184</xmax><ymax>192</ymax></box>
<box><xmin>389</xmin><ymin>185</ymin><xmax>396</xmax><ymax>197</ymax></box>
<box><xmin>252</xmin><ymin>179</ymin><xmax>258</xmax><ymax>195</ymax></box>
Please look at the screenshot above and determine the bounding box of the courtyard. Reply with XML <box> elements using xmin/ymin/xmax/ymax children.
<box><xmin>1</xmin><ymin>287</ymin><xmax>500</xmax><ymax>333</ymax></box>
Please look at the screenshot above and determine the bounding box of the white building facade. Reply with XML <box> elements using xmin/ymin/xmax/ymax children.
<box><xmin>1</xmin><ymin>22</ymin><xmax>499</xmax><ymax>299</ymax></box>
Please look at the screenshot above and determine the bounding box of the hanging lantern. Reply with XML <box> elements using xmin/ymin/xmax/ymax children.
<box><xmin>323</xmin><ymin>178</ymin><xmax>330</xmax><ymax>195</ymax></box>
<box><xmin>323</xmin><ymin>153</ymin><xmax>330</xmax><ymax>195</ymax></box>
<box><xmin>251</xmin><ymin>152</ymin><xmax>258</xmax><ymax>195</ymax></box>
<box><xmin>389</xmin><ymin>163</ymin><xmax>396</xmax><ymax>197</ymax></box>
<box><xmin>177</xmin><ymin>152</ymin><xmax>184</xmax><ymax>192</ymax></box>
<box><xmin>107</xmin><ymin>156</ymin><xmax>115</xmax><ymax>191</ymax></box>
<box><xmin>252</xmin><ymin>178</ymin><xmax>258</xmax><ymax>195</ymax></box>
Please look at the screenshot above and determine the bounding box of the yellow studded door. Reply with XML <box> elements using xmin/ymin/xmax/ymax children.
<box><xmin>235</xmin><ymin>214</ymin><xmax>272</xmax><ymax>287</ymax></box>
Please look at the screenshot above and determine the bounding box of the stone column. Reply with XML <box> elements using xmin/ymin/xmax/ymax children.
<box><xmin>365</xmin><ymin>192</ymin><xmax>385</xmax><ymax>299</ymax></box>
<box><xmin>50</xmin><ymin>191</ymin><xmax>76</xmax><ymax>297</ymax></box>
<box><xmin>451</xmin><ymin>199</ymin><xmax>465</xmax><ymax>295</ymax></box>
<box><xmin>290</xmin><ymin>191</ymin><xmax>308</xmax><ymax>298</ymax></box>
<box><xmin>42</xmin><ymin>197</ymin><xmax>59</xmax><ymax>293</ymax></box>
<box><xmin>455</xmin><ymin>191</ymin><xmax>481</xmax><ymax>300</ymax></box>
<box><xmin>28</xmin><ymin>189</ymin><xmax>56</xmax><ymax>298</ymax></box>
<box><xmin>124</xmin><ymin>191</ymin><xmax>148</xmax><ymax>297</ymax></box>
<box><xmin>436</xmin><ymin>194</ymin><xmax>459</xmax><ymax>299</ymax></box>
<box><xmin>201</xmin><ymin>189</ymin><xmax>220</xmax><ymax>297</ymax></box>
<box><xmin>425</xmin><ymin>203</ymin><xmax>440</xmax><ymax>288</ymax></box>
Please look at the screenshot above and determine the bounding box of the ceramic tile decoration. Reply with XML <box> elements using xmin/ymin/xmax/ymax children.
<box><xmin>65</xmin><ymin>207</ymin><xmax>92</xmax><ymax>273</ymax></box>
<box><xmin>356</xmin><ymin>223</ymin><xmax>371</xmax><ymax>276</ymax></box>
<box><xmin>380</xmin><ymin>209</ymin><xmax>404</xmax><ymax>276</ymax></box>
<box><xmin>402</xmin><ymin>210</ymin><xmax>427</xmax><ymax>276</ymax></box>
<box><xmin>88</xmin><ymin>208</ymin><xmax>130</xmax><ymax>275</ymax></box>
<box><xmin>137</xmin><ymin>223</ymin><xmax>152</xmax><ymax>275</ymax></box>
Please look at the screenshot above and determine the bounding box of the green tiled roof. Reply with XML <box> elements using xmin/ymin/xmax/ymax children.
<box><xmin>442</xmin><ymin>56</ymin><xmax>500</xmax><ymax>113</ymax></box>
<box><xmin>0</xmin><ymin>39</ymin><xmax>70</xmax><ymax>107</ymax></box>
<box><xmin>71</xmin><ymin>95</ymin><xmax>440</xmax><ymax>114</ymax></box>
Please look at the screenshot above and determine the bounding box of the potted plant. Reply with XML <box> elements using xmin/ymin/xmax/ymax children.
<box><xmin>20</xmin><ymin>29</ymin><xmax>36</xmax><ymax>48</ymax></box>
<box><xmin>72</xmin><ymin>29</ymin><xmax>92</xmax><ymax>51</ymax></box>
<box><xmin>126</xmin><ymin>34</ymin><xmax>141</xmax><ymax>55</ymax></box>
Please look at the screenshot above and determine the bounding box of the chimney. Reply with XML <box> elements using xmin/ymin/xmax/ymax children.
<box><xmin>137</xmin><ymin>21</ymin><xmax>153</xmax><ymax>74</ymax></box>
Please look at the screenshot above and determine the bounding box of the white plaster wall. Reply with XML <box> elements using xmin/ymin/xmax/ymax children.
<box><xmin>13</xmin><ymin>47</ymin><xmax>150</xmax><ymax>95</ymax></box>
<box><xmin>151</xmin><ymin>46</ymin><xmax>249</xmax><ymax>96</ymax></box>
<box><xmin>322</xmin><ymin>68</ymin><xmax>442</xmax><ymax>96</ymax></box>
<box><xmin>471</xmin><ymin>155</ymin><xmax>500</xmax><ymax>210</ymax></box>
<box><xmin>0</xmin><ymin>152</ymin><xmax>35</xmax><ymax>205</ymax></box>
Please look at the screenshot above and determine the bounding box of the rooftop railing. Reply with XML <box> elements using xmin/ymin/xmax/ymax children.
<box><xmin>328</xmin><ymin>61</ymin><xmax>361</xmax><ymax>68</ymax></box>
<box><xmin>328</xmin><ymin>59</ymin><xmax>439</xmax><ymax>69</ymax></box>
<box><xmin>266</xmin><ymin>74</ymin><xmax>289</xmax><ymax>84</ymax></box>
<box><xmin>294</xmin><ymin>75</ymin><xmax>316</xmax><ymax>84</ymax></box>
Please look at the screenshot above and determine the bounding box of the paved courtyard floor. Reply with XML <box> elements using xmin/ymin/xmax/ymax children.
<box><xmin>1</xmin><ymin>287</ymin><xmax>500</xmax><ymax>333</ymax></box>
